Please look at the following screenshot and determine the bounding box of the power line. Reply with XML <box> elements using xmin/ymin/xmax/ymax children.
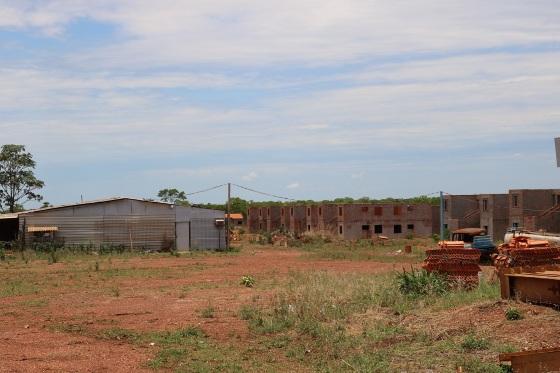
<box><xmin>232</xmin><ymin>183</ymin><xmax>297</xmax><ymax>201</ymax></box>
<box><xmin>185</xmin><ymin>184</ymin><xmax>227</xmax><ymax>196</ymax></box>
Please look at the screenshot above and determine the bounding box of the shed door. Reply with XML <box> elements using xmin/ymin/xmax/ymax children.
<box><xmin>190</xmin><ymin>218</ymin><xmax>225</xmax><ymax>250</ymax></box>
<box><xmin>175</xmin><ymin>221</ymin><xmax>190</xmax><ymax>251</ymax></box>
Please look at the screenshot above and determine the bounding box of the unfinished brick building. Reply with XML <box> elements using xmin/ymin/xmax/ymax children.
<box><xmin>443</xmin><ymin>189</ymin><xmax>560</xmax><ymax>241</ymax></box>
<box><xmin>248</xmin><ymin>203</ymin><xmax>440</xmax><ymax>239</ymax></box>
<box><xmin>509</xmin><ymin>189</ymin><xmax>560</xmax><ymax>232</ymax></box>
<box><xmin>335</xmin><ymin>203</ymin><xmax>439</xmax><ymax>239</ymax></box>
<box><xmin>249</xmin><ymin>189</ymin><xmax>560</xmax><ymax>241</ymax></box>
<box><xmin>317</xmin><ymin>204</ymin><xmax>339</xmax><ymax>234</ymax></box>
<box><xmin>443</xmin><ymin>194</ymin><xmax>480</xmax><ymax>232</ymax></box>
<box><xmin>479</xmin><ymin>194</ymin><xmax>509</xmax><ymax>241</ymax></box>
<box><xmin>305</xmin><ymin>205</ymin><xmax>320</xmax><ymax>233</ymax></box>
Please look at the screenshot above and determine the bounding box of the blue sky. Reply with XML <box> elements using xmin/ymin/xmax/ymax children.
<box><xmin>1</xmin><ymin>1</ymin><xmax>559</xmax><ymax>207</ymax></box>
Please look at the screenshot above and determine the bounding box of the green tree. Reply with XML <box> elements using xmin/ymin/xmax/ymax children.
<box><xmin>0</xmin><ymin>145</ymin><xmax>44</xmax><ymax>213</ymax></box>
<box><xmin>229</xmin><ymin>197</ymin><xmax>249</xmax><ymax>215</ymax></box>
<box><xmin>157</xmin><ymin>188</ymin><xmax>189</xmax><ymax>206</ymax></box>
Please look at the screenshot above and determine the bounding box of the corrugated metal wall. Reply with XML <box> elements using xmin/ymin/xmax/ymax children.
<box><xmin>20</xmin><ymin>215</ymin><xmax>175</xmax><ymax>250</ymax></box>
<box><xmin>18</xmin><ymin>199</ymin><xmax>225</xmax><ymax>251</ymax></box>
<box><xmin>189</xmin><ymin>218</ymin><xmax>226</xmax><ymax>250</ymax></box>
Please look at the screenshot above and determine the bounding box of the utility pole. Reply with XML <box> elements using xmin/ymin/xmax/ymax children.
<box><xmin>440</xmin><ymin>191</ymin><xmax>445</xmax><ymax>241</ymax></box>
<box><xmin>226</xmin><ymin>182</ymin><xmax>231</xmax><ymax>250</ymax></box>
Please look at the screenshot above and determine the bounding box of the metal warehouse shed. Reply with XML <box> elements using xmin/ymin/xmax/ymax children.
<box><xmin>11</xmin><ymin>197</ymin><xmax>225</xmax><ymax>251</ymax></box>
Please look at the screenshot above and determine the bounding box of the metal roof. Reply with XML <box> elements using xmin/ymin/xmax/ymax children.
<box><xmin>16</xmin><ymin>197</ymin><xmax>173</xmax><ymax>216</ymax></box>
<box><xmin>0</xmin><ymin>213</ymin><xmax>19</xmax><ymax>220</ymax></box>
<box><xmin>226</xmin><ymin>213</ymin><xmax>244</xmax><ymax>220</ymax></box>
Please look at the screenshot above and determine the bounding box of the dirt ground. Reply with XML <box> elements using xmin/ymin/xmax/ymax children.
<box><xmin>0</xmin><ymin>247</ymin><xmax>396</xmax><ymax>372</ymax></box>
<box><xmin>1</xmin><ymin>245</ymin><xmax>559</xmax><ymax>372</ymax></box>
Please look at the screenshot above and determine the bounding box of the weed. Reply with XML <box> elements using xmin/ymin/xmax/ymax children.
<box><xmin>505</xmin><ymin>307</ymin><xmax>523</xmax><ymax>321</ymax></box>
<box><xmin>101</xmin><ymin>327</ymin><xmax>140</xmax><ymax>342</ymax></box>
<box><xmin>47</xmin><ymin>249</ymin><xmax>58</xmax><ymax>264</ymax></box>
<box><xmin>148</xmin><ymin>348</ymin><xmax>187</xmax><ymax>369</ymax></box>
<box><xmin>239</xmin><ymin>305</ymin><xmax>259</xmax><ymax>320</ymax></box>
<box><xmin>50</xmin><ymin>323</ymin><xmax>87</xmax><ymax>334</ymax></box>
<box><xmin>0</xmin><ymin>279</ymin><xmax>39</xmax><ymax>298</ymax></box>
<box><xmin>200</xmin><ymin>305</ymin><xmax>215</xmax><ymax>318</ymax></box>
<box><xmin>455</xmin><ymin>357</ymin><xmax>505</xmax><ymax>373</ymax></box>
<box><xmin>396</xmin><ymin>268</ymin><xmax>449</xmax><ymax>298</ymax></box>
<box><xmin>110</xmin><ymin>287</ymin><xmax>120</xmax><ymax>297</ymax></box>
<box><xmin>241</xmin><ymin>275</ymin><xmax>256</xmax><ymax>288</ymax></box>
<box><xmin>19</xmin><ymin>299</ymin><xmax>48</xmax><ymax>308</ymax></box>
<box><xmin>461</xmin><ymin>334</ymin><xmax>490</xmax><ymax>351</ymax></box>
<box><xmin>178</xmin><ymin>326</ymin><xmax>206</xmax><ymax>338</ymax></box>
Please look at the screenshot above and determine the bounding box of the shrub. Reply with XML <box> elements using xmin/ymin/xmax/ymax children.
<box><xmin>396</xmin><ymin>269</ymin><xmax>449</xmax><ymax>298</ymax></box>
<box><xmin>239</xmin><ymin>305</ymin><xmax>259</xmax><ymax>320</ymax></box>
<box><xmin>200</xmin><ymin>306</ymin><xmax>215</xmax><ymax>318</ymax></box>
<box><xmin>241</xmin><ymin>275</ymin><xmax>256</xmax><ymax>288</ymax></box>
<box><xmin>461</xmin><ymin>334</ymin><xmax>490</xmax><ymax>351</ymax></box>
<box><xmin>505</xmin><ymin>307</ymin><xmax>523</xmax><ymax>321</ymax></box>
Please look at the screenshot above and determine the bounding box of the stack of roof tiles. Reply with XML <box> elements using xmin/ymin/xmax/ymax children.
<box><xmin>422</xmin><ymin>248</ymin><xmax>481</xmax><ymax>286</ymax></box>
<box><xmin>492</xmin><ymin>237</ymin><xmax>560</xmax><ymax>269</ymax></box>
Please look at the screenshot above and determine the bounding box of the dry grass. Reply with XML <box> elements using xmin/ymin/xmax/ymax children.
<box><xmin>1</xmin><ymin>242</ymin><xmax>555</xmax><ymax>372</ymax></box>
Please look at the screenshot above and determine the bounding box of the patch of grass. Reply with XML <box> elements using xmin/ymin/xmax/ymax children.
<box><xmin>50</xmin><ymin>323</ymin><xmax>87</xmax><ymax>335</ymax></box>
<box><xmin>299</xmin><ymin>237</ymin><xmax>431</xmax><ymax>263</ymax></box>
<box><xmin>505</xmin><ymin>307</ymin><xmax>523</xmax><ymax>321</ymax></box>
<box><xmin>239</xmin><ymin>305</ymin><xmax>259</xmax><ymax>320</ymax></box>
<box><xmin>461</xmin><ymin>334</ymin><xmax>490</xmax><ymax>351</ymax></box>
<box><xmin>0</xmin><ymin>279</ymin><xmax>39</xmax><ymax>298</ymax></box>
<box><xmin>101</xmin><ymin>327</ymin><xmax>141</xmax><ymax>342</ymax></box>
<box><xmin>200</xmin><ymin>305</ymin><xmax>215</xmax><ymax>318</ymax></box>
<box><xmin>18</xmin><ymin>298</ymin><xmax>48</xmax><ymax>308</ymax></box>
<box><xmin>432</xmin><ymin>280</ymin><xmax>500</xmax><ymax>310</ymax></box>
<box><xmin>234</xmin><ymin>270</ymin><xmax>508</xmax><ymax>372</ymax></box>
<box><xmin>363</xmin><ymin>322</ymin><xmax>406</xmax><ymax>344</ymax></box>
<box><xmin>148</xmin><ymin>348</ymin><xmax>187</xmax><ymax>369</ymax></box>
<box><xmin>396</xmin><ymin>268</ymin><xmax>449</xmax><ymax>298</ymax></box>
<box><xmin>455</xmin><ymin>357</ymin><xmax>505</xmax><ymax>373</ymax></box>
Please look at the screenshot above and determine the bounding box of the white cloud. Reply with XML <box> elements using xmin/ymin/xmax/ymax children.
<box><xmin>242</xmin><ymin>171</ymin><xmax>258</xmax><ymax>181</ymax></box>
<box><xmin>286</xmin><ymin>182</ymin><xmax>300</xmax><ymax>189</ymax></box>
<box><xmin>2</xmin><ymin>1</ymin><xmax>560</xmax><ymax>67</ymax></box>
<box><xmin>0</xmin><ymin>2</ymin><xmax>559</xmax><ymax>166</ymax></box>
<box><xmin>351</xmin><ymin>172</ymin><xmax>364</xmax><ymax>179</ymax></box>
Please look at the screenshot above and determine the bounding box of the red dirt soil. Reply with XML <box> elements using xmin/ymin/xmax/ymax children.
<box><xmin>0</xmin><ymin>248</ymin><xmax>396</xmax><ymax>372</ymax></box>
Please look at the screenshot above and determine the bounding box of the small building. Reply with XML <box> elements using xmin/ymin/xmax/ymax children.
<box><xmin>0</xmin><ymin>197</ymin><xmax>225</xmax><ymax>251</ymax></box>
<box><xmin>226</xmin><ymin>213</ymin><xmax>244</xmax><ymax>227</ymax></box>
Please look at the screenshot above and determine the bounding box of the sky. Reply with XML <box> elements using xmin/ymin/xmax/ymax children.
<box><xmin>1</xmin><ymin>1</ymin><xmax>559</xmax><ymax>207</ymax></box>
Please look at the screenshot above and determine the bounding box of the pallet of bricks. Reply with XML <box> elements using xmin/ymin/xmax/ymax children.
<box><xmin>422</xmin><ymin>241</ymin><xmax>481</xmax><ymax>287</ymax></box>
